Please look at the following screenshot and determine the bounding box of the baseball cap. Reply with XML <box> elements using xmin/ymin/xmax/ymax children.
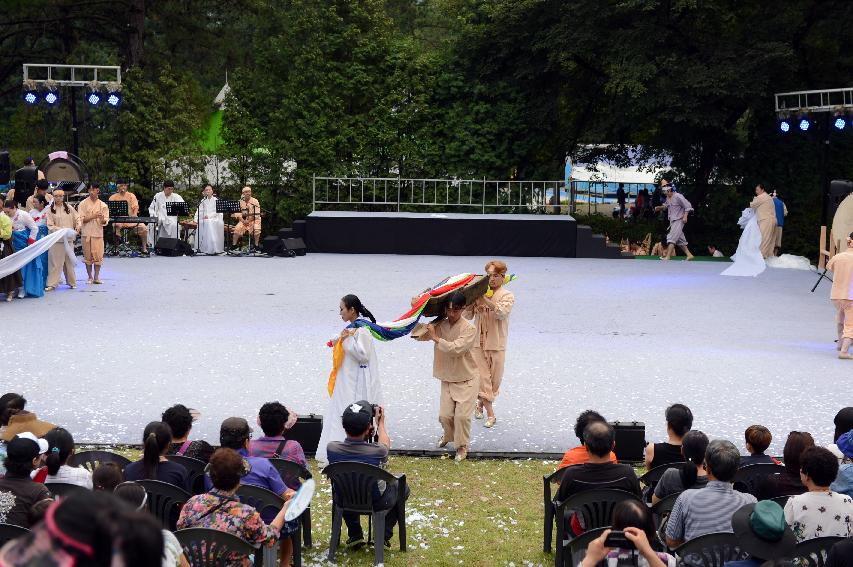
<box><xmin>16</xmin><ymin>432</ymin><xmax>48</xmax><ymax>454</ymax></box>
<box><xmin>342</xmin><ymin>401</ymin><xmax>373</xmax><ymax>433</ymax></box>
<box><xmin>7</xmin><ymin>436</ymin><xmax>43</xmax><ymax>461</ymax></box>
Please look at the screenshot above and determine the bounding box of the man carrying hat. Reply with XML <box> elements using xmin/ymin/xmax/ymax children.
<box><xmin>723</xmin><ymin>501</ymin><xmax>797</xmax><ymax>567</ymax></box>
<box><xmin>0</xmin><ymin>434</ymin><xmax>52</xmax><ymax>527</ymax></box>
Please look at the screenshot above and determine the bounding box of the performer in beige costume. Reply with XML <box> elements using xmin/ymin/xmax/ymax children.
<box><xmin>466</xmin><ymin>260</ymin><xmax>514</xmax><ymax>428</ymax></box>
<box><xmin>232</xmin><ymin>186</ymin><xmax>262</xmax><ymax>246</ymax></box>
<box><xmin>109</xmin><ymin>181</ymin><xmax>149</xmax><ymax>254</ymax></box>
<box><xmin>45</xmin><ymin>190</ymin><xmax>80</xmax><ymax>290</ymax></box>
<box><xmin>77</xmin><ymin>184</ymin><xmax>110</xmax><ymax>284</ymax></box>
<box><xmin>750</xmin><ymin>183</ymin><xmax>776</xmax><ymax>259</ymax></box>
<box><xmin>413</xmin><ymin>291</ymin><xmax>479</xmax><ymax>462</ymax></box>
<box><xmin>827</xmin><ymin>232</ymin><xmax>853</xmax><ymax>359</ymax></box>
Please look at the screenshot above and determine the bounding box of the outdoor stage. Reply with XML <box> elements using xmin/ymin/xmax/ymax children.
<box><xmin>5</xmin><ymin>254</ymin><xmax>842</xmax><ymax>455</ymax></box>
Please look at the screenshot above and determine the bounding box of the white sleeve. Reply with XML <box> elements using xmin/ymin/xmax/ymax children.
<box><xmin>343</xmin><ymin>327</ymin><xmax>372</xmax><ymax>364</ymax></box>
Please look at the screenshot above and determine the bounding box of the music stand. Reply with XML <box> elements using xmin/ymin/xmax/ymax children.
<box><xmin>216</xmin><ymin>199</ymin><xmax>242</xmax><ymax>254</ymax></box>
<box><xmin>165</xmin><ymin>201</ymin><xmax>190</xmax><ymax>240</ymax></box>
<box><xmin>106</xmin><ymin>201</ymin><xmax>129</xmax><ymax>257</ymax></box>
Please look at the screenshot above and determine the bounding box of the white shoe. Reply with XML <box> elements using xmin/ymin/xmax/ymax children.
<box><xmin>16</xmin><ymin>287</ymin><xmax>24</xmax><ymax>298</ymax></box>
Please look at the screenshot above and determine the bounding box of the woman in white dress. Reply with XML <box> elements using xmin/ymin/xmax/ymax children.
<box><xmin>315</xmin><ymin>294</ymin><xmax>382</xmax><ymax>465</ymax></box>
<box><xmin>721</xmin><ymin>207</ymin><xmax>766</xmax><ymax>277</ymax></box>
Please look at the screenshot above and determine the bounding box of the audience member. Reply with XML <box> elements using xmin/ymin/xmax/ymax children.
<box><xmin>756</xmin><ymin>431</ymin><xmax>814</xmax><ymax>500</ymax></box>
<box><xmin>41</xmin><ymin>426</ymin><xmax>93</xmax><ymax>489</ymax></box>
<box><xmin>665</xmin><ymin>440</ymin><xmax>757</xmax><ymax>548</ymax></box>
<box><xmin>829</xmin><ymin>408</ymin><xmax>853</xmax><ymax>462</ymax></box>
<box><xmin>784</xmin><ymin>446</ymin><xmax>853</xmax><ymax>542</ymax></box>
<box><xmin>582</xmin><ymin>499</ymin><xmax>676</xmax><ymax>567</ymax></box>
<box><xmin>557</xmin><ymin>410</ymin><xmax>617</xmax><ymax>470</ymax></box>
<box><xmin>0</xmin><ymin>392</ymin><xmax>22</xmax><ymax>437</ymax></box>
<box><xmin>123</xmin><ymin>421</ymin><xmax>190</xmax><ymax>492</ymax></box>
<box><xmin>0</xmin><ymin>435</ymin><xmax>52</xmax><ymax>527</ymax></box>
<box><xmin>0</xmin><ymin>394</ymin><xmax>56</xmax><ymax>442</ymax></box>
<box><xmin>248</xmin><ymin>401</ymin><xmax>308</xmax><ymax>490</ymax></box>
<box><xmin>327</xmin><ymin>401</ymin><xmax>409</xmax><ymax>549</ymax></box>
<box><xmin>16</xmin><ymin>431</ymin><xmax>49</xmax><ymax>482</ymax></box>
<box><xmin>653</xmin><ymin>430</ymin><xmax>709</xmax><ymax>504</ymax></box>
<box><xmin>0</xmin><ymin>491</ymin><xmax>164</xmax><ymax>567</ymax></box>
<box><xmin>27</xmin><ymin>497</ymin><xmax>53</xmax><ymax>526</ymax></box>
<box><xmin>741</xmin><ymin>425</ymin><xmax>780</xmax><ymax>466</ymax></box>
<box><xmin>92</xmin><ymin>462</ymin><xmax>124</xmax><ymax>492</ymax></box>
<box><xmin>645</xmin><ymin>403</ymin><xmax>693</xmax><ymax>470</ymax></box>
<box><xmin>723</xmin><ymin>501</ymin><xmax>796</xmax><ymax>567</ymax></box>
<box><xmin>178</xmin><ymin>448</ymin><xmax>292</xmax><ymax>567</ymax></box>
<box><xmin>826</xmin><ymin>537</ymin><xmax>853</xmax><ymax>567</ymax></box>
<box><xmin>831</xmin><ymin>430</ymin><xmax>853</xmax><ymax>497</ymax></box>
<box><xmin>114</xmin><ymin>481</ymin><xmax>189</xmax><ymax>567</ymax></box>
<box><xmin>162</xmin><ymin>404</ymin><xmax>214</xmax><ymax>462</ymax></box>
<box><xmin>708</xmin><ymin>245</ymin><xmax>725</xmax><ymax>258</ymax></box>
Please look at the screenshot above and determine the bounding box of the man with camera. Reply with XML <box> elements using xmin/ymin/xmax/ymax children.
<box><xmin>326</xmin><ymin>400</ymin><xmax>409</xmax><ymax>549</ymax></box>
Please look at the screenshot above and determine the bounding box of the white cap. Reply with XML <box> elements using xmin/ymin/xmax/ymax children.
<box><xmin>16</xmin><ymin>432</ymin><xmax>49</xmax><ymax>455</ymax></box>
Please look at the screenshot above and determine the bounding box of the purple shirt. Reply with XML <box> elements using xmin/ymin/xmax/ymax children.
<box><xmin>248</xmin><ymin>436</ymin><xmax>307</xmax><ymax>490</ymax></box>
<box><xmin>663</xmin><ymin>192</ymin><xmax>693</xmax><ymax>222</ymax></box>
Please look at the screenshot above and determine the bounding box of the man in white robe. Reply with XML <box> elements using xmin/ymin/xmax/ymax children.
<box><xmin>148</xmin><ymin>180</ymin><xmax>185</xmax><ymax>246</ymax></box>
<box><xmin>193</xmin><ymin>185</ymin><xmax>224</xmax><ymax>254</ymax></box>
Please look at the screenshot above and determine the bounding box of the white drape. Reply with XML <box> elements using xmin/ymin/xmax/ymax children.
<box><xmin>0</xmin><ymin>228</ymin><xmax>76</xmax><ymax>279</ymax></box>
<box><xmin>721</xmin><ymin>208</ymin><xmax>766</xmax><ymax>277</ymax></box>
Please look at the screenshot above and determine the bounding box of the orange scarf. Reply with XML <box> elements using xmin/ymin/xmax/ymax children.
<box><xmin>327</xmin><ymin>337</ymin><xmax>345</xmax><ymax>397</ymax></box>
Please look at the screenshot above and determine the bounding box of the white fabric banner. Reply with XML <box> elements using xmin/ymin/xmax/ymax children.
<box><xmin>0</xmin><ymin>228</ymin><xmax>77</xmax><ymax>280</ymax></box>
<box><xmin>722</xmin><ymin>208</ymin><xmax>766</xmax><ymax>277</ymax></box>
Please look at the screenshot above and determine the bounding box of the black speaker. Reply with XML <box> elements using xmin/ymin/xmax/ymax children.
<box><xmin>284</xmin><ymin>237</ymin><xmax>307</xmax><ymax>256</ymax></box>
<box><xmin>0</xmin><ymin>151</ymin><xmax>9</xmax><ymax>185</ymax></box>
<box><xmin>262</xmin><ymin>235</ymin><xmax>286</xmax><ymax>256</ymax></box>
<box><xmin>292</xmin><ymin>219</ymin><xmax>306</xmax><ymax>238</ymax></box>
<box><xmin>610</xmin><ymin>421</ymin><xmax>646</xmax><ymax>463</ymax></box>
<box><xmin>277</xmin><ymin>228</ymin><xmax>294</xmax><ymax>239</ymax></box>
<box><xmin>13</xmin><ymin>165</ymin><xmax>37</xmax><ymax>207</ymax></box>
<box><xmin>154</xmin><ymin>237</ymin><xmax>195</xmax><ymax>256</ymax></box>
<box><xmin>283</xmin><ymin>414</ymin><xmax>323</xmax><ymax>456</ymax></box>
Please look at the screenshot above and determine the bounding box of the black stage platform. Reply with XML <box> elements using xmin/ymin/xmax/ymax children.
<box><xmin>305</xmin><ymin>211</ymin><xmax>578</xmax><ymax>257</ymax></box>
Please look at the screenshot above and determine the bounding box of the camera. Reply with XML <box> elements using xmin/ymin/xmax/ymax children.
<box><xmin>370</xmin><ymin>403</ymin><xmax>379</xmax><ymax>417</ymax></box>
<box><xmin>603</xmin><ymin>530</ymin><xmax>634</xmax><ymax>549</ymax></box>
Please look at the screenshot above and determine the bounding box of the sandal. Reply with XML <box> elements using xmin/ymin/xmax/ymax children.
<box><xmin>44</xmin><ymin>286</ymin><xmax>55</xmax><ymax>292</ymax></box>
<box><xmin>93</xmin><ymin>280</ymin><xmax>103</xmax><ymax>285</ymax></box>
<box><xmin>484</xmin><ymin>416</ymin><xmax>497</xmax><ymax>428</ymax></box>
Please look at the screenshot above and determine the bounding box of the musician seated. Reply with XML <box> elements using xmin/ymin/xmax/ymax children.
<box><xmin>109</xmin><ymin>180</ymin><xmax>149</xmax><ymax>254</ymax></box>
<box><xmin>232</xmin><ymin>186</ymin><xmax>262</xmax><ymax>247</ymax></box>
<box><xmin>193</xmin><ymin>185</ymin><xmax>225</xmax><ymax>254</ymax></box>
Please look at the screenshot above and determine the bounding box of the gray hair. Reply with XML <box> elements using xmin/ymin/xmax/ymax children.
<box><xmin>705</xmin><ymin>439</ymin><xmax>741</xmax><ymax>482</ymax></box>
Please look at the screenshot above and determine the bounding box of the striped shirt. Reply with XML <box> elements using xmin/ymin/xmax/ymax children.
<box><xmin>666</xmin><ymin>480</ymin><xmax>756</xmax><ymax>542</ymax></box>
<box><xmin>44</xmin><ymin>465</ymin><xmax>93</xmax><ymax>489</ymax></box>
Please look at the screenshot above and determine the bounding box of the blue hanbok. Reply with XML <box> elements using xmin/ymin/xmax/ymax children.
<box><xmin>12</xmin><ymin>223</ymin><xmax>48</xmax><ymax>297</ymax></box>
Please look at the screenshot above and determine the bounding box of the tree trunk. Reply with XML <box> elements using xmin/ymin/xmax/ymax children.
<box><xmin>126</xmin><ymin>0</ymin><xmax>146</xmax><ymax>68</ymax></box>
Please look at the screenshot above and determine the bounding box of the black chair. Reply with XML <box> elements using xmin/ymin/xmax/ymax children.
<box><xmin>543</xmin><ymin>467</ymin><xmax>568</xmax><ymax>552</ymax></box>
<box><xmin>167</xmin><ymin>455</ymin><xmax>207</xmax><ymax>495</ymax></box>
<box><xmin>236</xmin><ymin>484</ymin><xmax>303</xmax><ymax>567</ymax></box>
<box><xmin>639</xmin><ymin>462</ymin><xmax>686</xmax><ymax>496</ymax></box>
<box><xmin>269</xmin><ymin>458</ymin><xmax>313</xmax><ymax>548</ymax></box>
<box><xmin>137</xmin><ymin>479</ymin><xmax>191</xmax><ymax>531</ymax></box>
<box><xmin>45</xmin><ymin>482</ymin><xmax>89</xmax><ymax>498</ymax></box>
<box><xmin>553</xmin><ymin>488</ymin><xmax>642</xmax><ymax>567</ymax></box>
<box><xmin>769</xmin><ymin>495</ymin><xmax>791</xmax><ymax>509</ymax></box>
<box><xmin>68</xmin><ymin>450</ymin><xmax>131</xmax><ymax>473</ymax></box>
<box><xmin>673</xmin><ymin>532</ymin><xmax>748</xmax><ymax>567</ymax></box>
<box><xmin>568</xmin><ymin>526</ymin><xmax>608</xmax><ymax>566</ymax></box>
<box><xmin>793</xmin><ymin>536</ymin><xmax>846</xmax><ymax>567</ymax></box>
<box><xmin>0</xmin><ymin>523</ymin><xmax>29</xmax><ymax>548</ymax></box>
<box><xmin>650</xmin><ymin>491</ymin><xmax>682</xmax><ymax>549</ymax></box>
<box><xmin>733</xmin><ymin>463</ymin><xmax>786</xmax><ymax>496</ymax></box>
<box><xmin>322</xmin><ymin>461</ymin><xmax>407</xmax><ymax>566</ymax></box>
<box><xmin>175</xmin><ymin>527</ymin><xmax>258</xmax><ymax>567</ymax></box>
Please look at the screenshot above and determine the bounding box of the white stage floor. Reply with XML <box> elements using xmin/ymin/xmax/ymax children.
<box><xmin>4</xmin><ymin>254</ymin><xmax>842</xmax><ymax>455</ymax></box>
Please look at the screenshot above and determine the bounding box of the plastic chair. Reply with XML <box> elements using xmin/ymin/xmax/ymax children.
<box><xmin>236</xmin><ymin>484</ymin><xmax>303</xmax><ymax>567</ymax></box>
<box><xmin>174</xmin><ymin>527</ymin><xmax>258</xmax><ymax>567</ymax></box>
<box><xmin>639</xmin><ymin>462</ymin><xmax>686</xmax><ymax>502</ymax></box>
<box><xmin>769</xmin><ymin>494</ymin><xmax>791</xmax><ymax>509</ymax></box>
<box><xmin>322</xmin><ymin>461</ymin><xmax>407</xmax><ymax>566</ymax></box>
<box><xmin>673</xmin><ymin>532</ymin><xmax>748</xmax><ymax>567</ymax></box>
<box><xmin>137</xmin><ymin>479</ymin><xmax>191</xmax><ymax>531</ymax></box>
<box><xmin>543</xmin><ymin>467</ymin><xmax>568</xmax><ymax>552</ymax></box>
<box><xmin>568</xmin><ymin>526</ymin><xmax>609</xmax><ymax>566</ymax></box>
<box><xmin>792</xmin><ymin>536</ymin><xmax>846</xmax><ymax>567</ymax></box>
<box><xmin>269</xmin><ymin>458</ymin><xmax>313</xmax><ymax>548</ymax></box>
<box><xmin>553</xmin><ymin>488</ymin><xmax>642</xmax><ymax>567</ymax></box>
<box><xmin>0</xmin><ymin>523</ymin><xmax>29</xmax><ymax>548</ymax></box>
<box><xmin>68</xmin><ymin>450</ymin><xmax>131</xmax><ymax>473</ymax></box>
<box><xmin>45</xmin><ymin>482</ymin><xmax>89</xmax><ymax>498</ymax></box>
<box><xmin>167</xmin><ymin>455</ymin><xmax>208</xmax><ymax>495</ymax></box>
<box><xmin>650</xmin><ymin>491</ymin><xmax>682</xmax><ymax>549</ymax></box>
<box><xmin>732</xmin><ymin>463</ymin><xmax>786</xmax><ymax>496</ymax></box>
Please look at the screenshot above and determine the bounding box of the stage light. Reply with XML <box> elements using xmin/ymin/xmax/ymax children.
<box><xmin>779</xmin><ymin>119</ymin><xmax>790</xmax><ymax>133</ymax></box>
<box><xmin>87</xmin><ymin>91</ymin><xmax>102</xmax><ymax>106</ymax></box>
<box><xmin>23</xmin><ymin>90</ymin><xmax>39</xmax><ymax>105</ymax></box>
<box><xmin>799</xmin><ymin>118</ymin><xmax>811</xmax><ymax>131</ymax></box>
<box><xmin>106</xmin><ymin>92</ymin><xmax>121</xmax><ymax>107</ymax></box>
<box><xmin>835</xmin><ymin>117</ymin><xmax>847</xmax><ymax>130</ymax></box>
<box><xmin>44</xmin><ymin>90</ymin><xmax>59</xmax><ymax>106</ymax></box>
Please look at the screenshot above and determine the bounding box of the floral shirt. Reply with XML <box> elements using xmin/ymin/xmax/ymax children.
<box><xmin>784</xmin><ymin>490</ymin><xmax>853</xmax><ymax>542</ymax></box>
<box><xmin>177</xmin><ymin>488</ymin><xmax>279</xmax><ymax>567</ymax></box>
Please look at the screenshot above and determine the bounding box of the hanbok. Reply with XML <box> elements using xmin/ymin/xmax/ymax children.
<box><xmin>148</xmin><ymin>191</ymin><xmax>185</xmax><ymax>246</ymax></box>
<box><xmin>721</xmin><ymin>208</ymin><xmax>766</xmax><ymax>277</ymax></box>
<box><xmin>193</xmin><ymin>197</ymin><xmax>225</xmax><ymax>254</ymax></box>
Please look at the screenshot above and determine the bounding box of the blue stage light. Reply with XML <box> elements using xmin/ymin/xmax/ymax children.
<box><xmin>23</xmin><ymin>90</ymin><xmax>39</xmax><ymax>105</ymax></box>
<box><xmin>106</xmin><ymin>92</ymin><xmax>121</xmax><ymax>107</ymax></box>
<box><xmin>87</xmin><ymin>92</ymin><xmax>102</xmax><ymax>106</ymax></box>
<box><xmin>835</xmin><ymin>117</ymin><xmax>847</xmax><ymax>130</ymax></box>
<box><xmin>44</xmin><ymin>90</ymin><xmax>59</xmax><ymax>106</ymax></box>
<box><xmin>779</xmin><ymin>120</ymin><xmax>790</xmax><ymax>133</ymax></box>
<box><xmin>799</xmin><ymin>118</ymin><xmax>810</xmax><ymax>131</ymax></box>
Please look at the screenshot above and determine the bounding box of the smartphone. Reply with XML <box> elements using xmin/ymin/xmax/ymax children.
<box><xmin>603</xmin><ymin>530</ymin><xmax>634</xmax><ymax>549</ymax></box>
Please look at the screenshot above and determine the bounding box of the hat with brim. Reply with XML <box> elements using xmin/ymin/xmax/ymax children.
<box><xmin>0</xmin><ymin>412</ymin><xmax>56</xmax><ymax>442</ymax></box>
<box><xmin>732</xmin><ymin>502</ymin><xmax>796</xmax><ymax>560</ymax></box>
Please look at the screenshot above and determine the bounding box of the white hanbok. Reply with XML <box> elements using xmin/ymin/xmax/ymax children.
<box><xmin>148</xmin><ymin>191</ymin><xmax>185</xmax><ymax>245</ymax></box>
<box><xmin>193</xmin><ymin>197</ymin><xmax>224</xmax><ymax>254</ymax></box>
<box><xmin>721</xmin><ymin>208</ymin><xmax>766</xmax><ymax>277</ymax></box>
<box><xmin>315</xmin><ymin>325</ymin><xmax>382</xmax><ymax>465</ymax></box>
